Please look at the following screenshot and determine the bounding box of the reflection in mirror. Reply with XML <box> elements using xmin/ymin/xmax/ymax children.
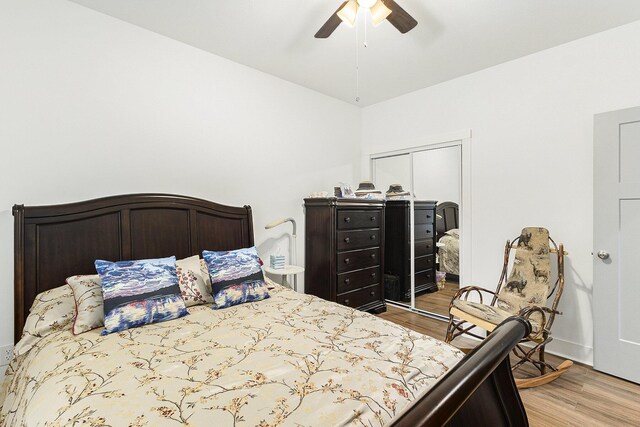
<box><xmin>371</xmin><ymin>154</ymin><xmax>413</xmax><ymax>308</ymax></box>
<box><xmin>413</xmin><ymin>146</ymin><xmax>461</xmax><ymax>317</ymax></box>
<box><xmin>386</xmin><ymin>199</ymin><xmax>436</xmax><ymax>305</ymax></box>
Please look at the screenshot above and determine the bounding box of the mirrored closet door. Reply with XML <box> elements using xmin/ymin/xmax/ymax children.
<box><xmin>371</xmin><ymin>143</ymin><xmax>463</xmax><ymax>318</ymax></box>
<box><xmin>371</xmin><ymin>154</ymin><xmax>413</xmax><ymax>309</ymax></box>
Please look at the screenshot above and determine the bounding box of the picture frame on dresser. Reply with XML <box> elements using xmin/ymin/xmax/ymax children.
<box><xmin>303</xmin><ymin>197</ymin><xmax>386</xmax><ymax>313</ymax></box>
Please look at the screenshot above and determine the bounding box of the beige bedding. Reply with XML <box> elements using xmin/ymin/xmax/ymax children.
<box><xmin>1</xmin><ymin>285</ymin><xmax>463</xmax><ymax>427</ymax></box>
<box><xmin>439</xmin><ymin>229</ymin><xmax>460</xmax><ymax>276</ymax></box>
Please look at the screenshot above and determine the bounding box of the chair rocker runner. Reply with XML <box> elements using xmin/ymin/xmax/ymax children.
<box><xmin>445</xmin><ymin>227</ymin><xmax>572</xmax><ymax>389</ymax></box>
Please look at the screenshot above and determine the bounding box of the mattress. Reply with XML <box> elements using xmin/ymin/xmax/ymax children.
<box><xmin>439</xmin><ymin>229</ymin><xmax>460</xmax><ymax>276</ymax></box>
<box><xmin>1</xmin><ymin>285</ymin><xmax>463</xmax><ymax>427</ymax></box>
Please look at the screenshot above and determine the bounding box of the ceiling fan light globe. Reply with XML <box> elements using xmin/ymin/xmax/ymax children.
<box><xmin>370</xmin><ymin>0</ymin><xmax>392</xmax><ymax>26</ymax></box>
<box><xmin>337</xmin><ymin>0</ymin><xmax>359</xmax><ymax>27</ymax></box>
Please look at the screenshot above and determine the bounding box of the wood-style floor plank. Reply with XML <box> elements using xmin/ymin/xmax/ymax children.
<box><xmin>378</xmin><ymin>305</ymin><xmax>640</xmax><ymax>427</ymax></box>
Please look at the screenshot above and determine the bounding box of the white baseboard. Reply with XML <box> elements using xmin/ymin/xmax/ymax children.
<box><xmin>544</xmin><ymin>337</ymin><xmax>593</xmax><ymax>366</ymax></box>
<box><xmin>517</xmin><ymin>336</ymin><xmax>593</xmax><ymax>366</ymax></box>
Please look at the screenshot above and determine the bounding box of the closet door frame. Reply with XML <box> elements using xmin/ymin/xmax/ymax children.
<box><xmin>370</xmin><ymin>129</ymin><xmax>472</xmax><ymax>320</ymax></box>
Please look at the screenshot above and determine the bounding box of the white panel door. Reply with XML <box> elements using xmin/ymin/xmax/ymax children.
<box><xmin>593</xmin><ymin>106</ymin><xmax>640</xmax><ymax>384</ymax></box>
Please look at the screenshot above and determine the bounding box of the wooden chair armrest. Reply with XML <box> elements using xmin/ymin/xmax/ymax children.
<box><xmin>450</xmin><ymin>286</ymin><xmax>497</xmax><ymax>308</ymax></box>
<box><xmin>517</xmin><ymin>306</ymin><xmax>548</xmax><ymax>340</ymax></box>
<box><xmin>540</xmin><ymin>306</ymin><xmax>562</xmax><ymax>316</ymax></box>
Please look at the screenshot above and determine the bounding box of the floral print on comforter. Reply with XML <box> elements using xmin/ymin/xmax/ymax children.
<box><xmin>0</xmin><ymin>286</ymin><xmax>463</xmax><ymax>427</ymax></box>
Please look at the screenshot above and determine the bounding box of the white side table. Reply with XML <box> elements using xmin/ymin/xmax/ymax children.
<box><xmin>263</xmin><ymin>265</ymin><xmax>304</xmax><ymax>292</ymax></box>
<box><xmin>436</xmin><ymin>242</ymin><xmax>445</xmax><ymax>264</ymax></box>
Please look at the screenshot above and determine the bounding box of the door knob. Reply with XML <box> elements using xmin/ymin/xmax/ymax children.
<box><xmin>597</xmin><ymin>250</ymin><xmax>610</xmax><ymax>260</ymax></box>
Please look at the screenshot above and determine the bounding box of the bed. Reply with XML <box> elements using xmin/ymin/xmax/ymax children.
<box><xmin>3</xmin><ymin>194</ymin><xmax>529</xmax><ymax>426</ymax></box>
<box><xmin>436</xmin><ymin>202</ymin><xmax>460</xmax><ymax>278</ymax></box>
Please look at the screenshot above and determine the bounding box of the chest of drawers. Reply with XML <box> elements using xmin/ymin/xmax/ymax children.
<box><xmin>385</xmin><ymin>200</ymin><xmax>438</xmax><ymax>301</ymax></box>
<box><xmin>304</xmin><ymin>197</ymin><xmax>386</xmax><ymax>313</ymax></box>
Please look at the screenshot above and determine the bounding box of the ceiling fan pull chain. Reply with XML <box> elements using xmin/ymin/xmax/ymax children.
<box><xmin>364</xmin><ymin>10</ymin><xmax>368</xmax><ymax>48</ymax></box>
<box><xmin>355</xmin><ymin>17</ymin><xmax>360</xmax><ymax>103</ymax></box>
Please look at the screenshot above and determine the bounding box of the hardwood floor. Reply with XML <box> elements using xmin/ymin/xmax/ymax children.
<box><xmin>378</xmin><ymin>305</ymin><xmax>640</xmax><ymax>426</ymax></box>
<box><xmin>414</xmin><ymin>280</ymin><xmax>458</xmax><ymax>316</ymax></box>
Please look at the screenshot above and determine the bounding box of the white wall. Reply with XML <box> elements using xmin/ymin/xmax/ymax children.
<box><xmin>361</xmin><ymin>20</ymin><xmax>640</xmax><ymax>364</ymax></box>
<box><xmin>0</xmin><ymin>0</ymin><xmax>361</xmax><ymax>377</ymax></box>
<box><xmin>413</xmin><ymin>146</ymin><xmax>461</xmax><ymax>204</ymax></box>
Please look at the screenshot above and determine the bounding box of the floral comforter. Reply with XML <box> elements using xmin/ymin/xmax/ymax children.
<box><xmin>0</xmin><ymin>286</ymin><xmax>463</xmax><ymax>427</ymax></box>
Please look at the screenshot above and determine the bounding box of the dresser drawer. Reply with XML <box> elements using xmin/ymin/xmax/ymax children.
<box><xmin>337</xmin><ymin>229</ymin><xmax>381</xmax><ymax>251</ymax></box>
<box><xmin>337</xmin><ymin>285</ymin><xmax>381</xmax><ymax>309</ymax></box>
<box><xmin>414</xmin><ymin>269</ymin><xmax>435</xmax><ymax>286</ymax></box>
<box><xmin>415</xmin><ymin>224</ymin><xmax>434</xmax><ymax>240</ymax></box>
<box><xmin>415</xmin><ymin>255</ymin><xmax>435</xmax><ymax>272</ymax></box>
<box><xmin>337</xmin><ymin>266</ymin><xmax>380</xmax><ymax>294</ymax></box>
<box><xmin>337</xmin><ymin>210</ymin><xmax>382</xmax><ymax>230</ymax></box>
<box><xmin>414</xmin><ymin>239</ymin><xmax>435</xmax><ymax>257</ymax></box>
<box><xmin>337</xmin><ymin>248</ymin><xmax>380</xmax><ymax>273</ymax></box>
<box><xmin>414</xmin><ymin>209</ymin><xmax>435</xmax><ymax>225</ymax></box>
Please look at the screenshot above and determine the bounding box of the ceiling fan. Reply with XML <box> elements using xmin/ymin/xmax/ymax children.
<box><xmin>315</xmin><ymin>0</ymin><xmax>417</xmax><ymax>38</ymax></box>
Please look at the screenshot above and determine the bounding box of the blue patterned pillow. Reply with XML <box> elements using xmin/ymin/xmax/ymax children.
<box><xmin>202</xmin><ymin>247</ymin><xmax>270</xmax><ymax>309</ymax></box>
<box><xmin>95</xmin><ymin>256</ymin><xmax>188</xmax><ymax>335</ymax></box>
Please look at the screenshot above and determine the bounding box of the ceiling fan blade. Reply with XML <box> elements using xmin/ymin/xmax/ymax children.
<box><xmin>315</xmin><ymin>1</ymin><xmax>348</xmax><ymax>38</ymax></box>
<box><xmin>384</xmin><ymin>0</ymin><xmax>418</xmax><ymax>34</ymax></box>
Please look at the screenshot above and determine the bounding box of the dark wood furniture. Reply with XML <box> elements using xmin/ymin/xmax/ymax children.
<box><xmin>436</xmin><ymin>201</ymin><xmax>459</xmax><ymax>241</ymax></box>
<box><xmin>13</xmin><ymin>193</ymin><xmax>253</xmax><ymax>343</ymax></box>
<box><xmin>13</xmin><ymin>193</ymin><xmax>530</xmax><ymax>426</ymax></box>
<box><xmin>304</xmin><ymin>197</ymin><xmax>386</xmax><ymax>313</ymax></box>
<box><xmin>385</xmin><ymin>200</ymin><xmax>438</xmax><ymax>301</ymax></box>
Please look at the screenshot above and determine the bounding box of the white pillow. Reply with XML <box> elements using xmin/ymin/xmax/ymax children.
<box><xmin>14</xmin><ymin>285</ymin><xmax>75</xmax><ymax>356</ymax></box>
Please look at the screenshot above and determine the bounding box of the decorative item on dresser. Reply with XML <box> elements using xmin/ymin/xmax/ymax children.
<box><xmin>303</xmin><ymin>197</ymin><xmax>386</xmax><ymax>313</ymax></box>
<box><xmin>385</xmin><ymin>200</ymin><xmax>438</xmax><ymax>301</ymax></box>
<box><xmin>263</xmin><ymin>217</ymin><xmax>304</xmax><ymax>291</ymax></box>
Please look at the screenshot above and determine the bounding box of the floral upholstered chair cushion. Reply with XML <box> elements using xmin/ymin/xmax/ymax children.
<box><xmin>95</xmin><ymin>256</ymin><xmax>188</xmax><ymax>335</ymax></box>
<box><xmin>202</xmin><ymin>247</ymin><xmax>270</xmax><ymax>309</ymax></box>
<box><xmin>14</xmin><ymin>285</ymin><xmax>75</xmax><ymax>356</ymax></box>
<box><xmin>66</xmin><ymin>274</ymin><xmax>103</xmax><ymax>335</ymax></box>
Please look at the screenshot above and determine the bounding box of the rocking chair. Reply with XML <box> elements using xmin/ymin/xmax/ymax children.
<box><xmin>445</xmin><ymin>227</ymin><xmax>572</xmax><ymax>389</ymax></box>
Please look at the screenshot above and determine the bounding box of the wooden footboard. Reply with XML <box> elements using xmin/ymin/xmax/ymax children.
<box><xmin>390</xmin><ymin>317</ymin><xmax>530</xmax><ymax>426</ymax></box>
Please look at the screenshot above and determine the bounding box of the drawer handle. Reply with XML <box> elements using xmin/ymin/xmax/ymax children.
<box><xmin>344</xmin><ymin>237</ymin><xmax>350</xmax><ymax>243</ymax></box>
<box><xmin>370</xmin><ymin>272</ymin><xmax>376</xmax><ymax>278</ymax></box>
<box><xmin>370</xmin><ymin>234</ymin><xmax>376</xmax><ymax>240</ymax></box>
<box><xmin>426</xmin><ymin>214</ymin><xmax>431</xmax><ymax>219</ymax></box>
<box><xmin>344</xmin><ymin>217</ymin><xmax>351</xmax><ymax>223</ymax></box>
<box><xmin>344</xmin><ymin>278</ymin><xmax>350</xmax><ymax>284</ymax></box>
<box><xmin>370</xmin><ymin>216</ymin><xmax>376</xmax><ymax>221</ymax></box>
<box><xmin>344</xmin><ymin>258</ymin><xmax>350</xmax><ymax>264</ymax></box>
<box><xmin>370</xmin><ymin>291</ymin><xmax>375</xmax><ymax>296</ymax></box>
<box><xmin>426</xmin><ymin>229</ymin><xmax>431</xmax><ymax>234</ymax></box>
<box><xmin>370</xmin><ymin>253</ymin><xmax>376</xmax><ymax>259</ymax></box>
<box><xmin>344</xmin><ymin>299</ymin><xmax>350</xmax><ymax>305</ymax></box>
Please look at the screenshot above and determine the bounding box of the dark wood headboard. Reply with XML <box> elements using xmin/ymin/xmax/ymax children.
<box><xmin>435</xmin><ymin>201</ymin><xmax>459</xmax><ymax>241</ymax></box>
<box><xmin>13</xmin><ymin>193</ymin><xmax>254</xmax><ymax>343</ymax></box>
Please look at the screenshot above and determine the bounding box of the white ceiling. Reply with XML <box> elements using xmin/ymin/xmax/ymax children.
<box><xmin>69</xmin><ymin>0</ymin><xmax>640</xmax><ymax>106</ymax></box>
